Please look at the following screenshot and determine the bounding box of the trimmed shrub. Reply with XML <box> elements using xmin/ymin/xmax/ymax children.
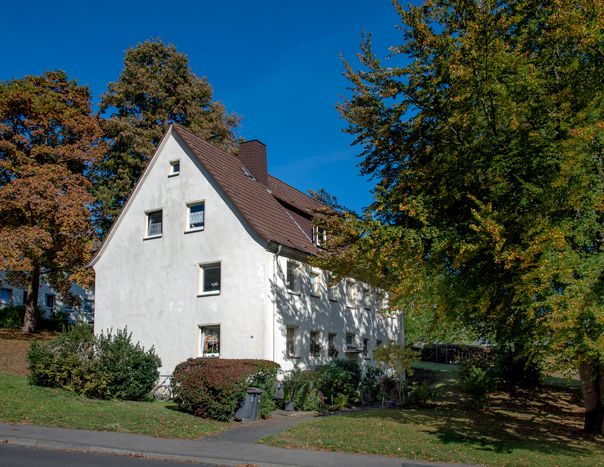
<box><xmin>27</xmin><ymin>325</ymin><xmax>160</xmax><ymax>401</ymax></box>
<box><xmin>360</xmin><ymin>366</ymin><xmax>383</xmax><ymax>403</ymax></box>
<box><xmin>172</xmin><ymin>358</ymin><xmax>280</xmax><ymax>421</ymax></box>
<box><xmin>315</xmin><ymin>359</ymin><xmax>362</xmax><ymax>406</ymax></box>
<box><xmin>282</xmin><ymin>369</ymin><xmax>323</xmax><ymax>411</ymax></box>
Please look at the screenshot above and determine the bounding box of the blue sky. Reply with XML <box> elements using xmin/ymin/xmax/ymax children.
<box><xmin>0</xmin><ymin>1</ymin><xmax>407</xmax><ymax>212</ymax></box>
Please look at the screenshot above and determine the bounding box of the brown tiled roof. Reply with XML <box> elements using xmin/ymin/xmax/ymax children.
<box><xmin>173</xmin><ymin>125</ymin><xmax>320</xmax><ymax>255</ymax></box>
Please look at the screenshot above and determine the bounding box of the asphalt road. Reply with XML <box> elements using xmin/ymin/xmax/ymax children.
<box><xmin>0</xmin><ymin>445</ymin><xmax>218</xmax><ymax>467</ymax></box>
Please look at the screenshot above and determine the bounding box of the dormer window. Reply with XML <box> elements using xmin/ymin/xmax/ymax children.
<box><xmin>169</xmin><ymin>160</ymin><xmax>180</xmax><ymax>176</ymax></box>
<box><xmin>312</xmin><ymin>226</ymin><xmax>327</xmax><ymax>246</ymax></box>
<box><xmin>241</xmin><ymin>165</ymin><xmax>256</xmax><ymax>180</ymax></box>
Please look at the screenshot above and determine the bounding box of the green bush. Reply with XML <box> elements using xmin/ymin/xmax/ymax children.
<box><xmin>282</xmin><ymin>369</ymin><xmax>323</xmax><ymax>411</ymax></box>
<box><xmin>360</xmin><ymin>366</ymin><xmax>383</xmax><ymax>403</ymax></box>
<box><xmin>459</xmin><ymin>352</ymin><xmax>496</xmax><ymax>407</ymax></box>
<box><xmin>0</xmin><ymin>305</ymin><xmax>24</xmax><ymax>329</ymax></box>
<box><xmin>408</xmin><ymin>382</ymin><xmax>434</xmax><ymax>407</ymax></box>
<box><xmin>494</xmin><ymin>346</ymin><xmax>542</xmax><ymax>388</ymax></box>
<box><xmin>315</xmin><ymin>359</ymin><xmax>362</xmax><ymax>406</ymax></box>
<box><xmin>172</xmin><ymin>358</ymin><xmax>280</xmax><ymax>421</ymax></box>
<box><xmin>27</xmin><ymin>325</ymin><xmax>160</xmax><ymax>401</ymax></box>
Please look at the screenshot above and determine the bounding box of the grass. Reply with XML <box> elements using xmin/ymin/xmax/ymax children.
<box><xmin>0</xmin><ymin>329</ymin><xmax>231</xmax><ymax>439</ymax></box>
<box><xmin>262</xmin><ymin>365</ymin><xmax>604</xmax><ymax>466</ymax></box>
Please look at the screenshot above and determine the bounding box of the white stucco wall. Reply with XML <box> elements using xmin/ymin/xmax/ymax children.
<box><xmin>93</xmin><ymin>133</ymin><xmax>270</xmax><ymax>374</ymax></box>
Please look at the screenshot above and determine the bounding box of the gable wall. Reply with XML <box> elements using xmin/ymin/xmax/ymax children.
<box><xmin>94</xmin><ymin>134</ymin><xmax>270</xmax><ymax>374</ymax></box>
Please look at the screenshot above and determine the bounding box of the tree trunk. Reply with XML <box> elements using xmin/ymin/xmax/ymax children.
<box><xmin>21</xmin><ymin>266</ymin><xmax>40</xmax><ymax>333</ymax></box>
<box><xmin>579</xmin><ymin>359</ymin><xmax>604</xmax><ymax>435</ymax></box>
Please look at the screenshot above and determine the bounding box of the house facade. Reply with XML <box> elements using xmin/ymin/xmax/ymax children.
<box><xmin>0</xmin><ymin>271</ymin><xmax>94</xmax><ymax>324</ymax></box>
<box><xmin>92</xmin><ymin>125</ymin><xmax>402</xmax><ymax>374</ymax></box>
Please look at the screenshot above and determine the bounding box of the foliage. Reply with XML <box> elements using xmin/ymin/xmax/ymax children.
<box><xmin>95</xmin><ymin>39</ymin><xmax>239</xmax><ymax>235</ymax></box>
<box><xmin>0</xmin><ymin>305</ymin><xmax>23</xmax><ymax>329</ymax></box>
<box><xmin>27</xmin><ymin>325</ymin><xmax>160</xmax><ymax>401</ymax></box>
<box><xmin>315</xmin><ymin>0</ymin><xmax>603</xmax><ymax>432</ymax></box>
<box><xmin>459</xmin><ymin>352</ymin><xmax>497</xmax><ymax>408</ymax></box>
<box><xmin>359</xmin><ymin>366</ymin><xmax>383</xmax><ymax>402</ymax></box>
<box><xmin>408</xmin><ymin>382</ymin><xmax>433</xmax><ymax>407</ymax></box>
<box><xmin>315</xmin><ymin>359</ymin><xmax>362</xmax><ymax>407</ymax></box>
<box><xmin>494</xmin><ymin>344</ymin><xmax>542</xmax><ymax>389</ymax></box>
<box><xmin>374</xmin><ymin>343</ymin><xmax>418</xmax><ymax>404</ymax></box>
<box><xmin>172</xmin><ymin>358</ymin><xmax>279</xmax><ymax>421</ymax></box>
<box><xmin>282</xmin><ymin>368</ymin><xmax>323</xmax><ymax>411</ymax></box>
<box><xmin>0</xmin><ymin>71</ymin><xmax>104</xmax><ymax>332</ymax></box>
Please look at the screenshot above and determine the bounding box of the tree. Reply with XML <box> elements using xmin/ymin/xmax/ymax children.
<box><xmin>316</xmin><ymin>0</ymin><xmax>603</xmax><ymax>433</ymax></box>
<box><xmin>95</xmin><ymin>39</ymin><xmax>240</xmax><ymax>235</ymax></box>
<box><xmin>0</xmin><ymin>71</ymin><xmax>104</xmax><ymax>332</ymax></box>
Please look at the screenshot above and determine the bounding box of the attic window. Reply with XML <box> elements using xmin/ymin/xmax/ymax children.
<box><xmin>312</xmin><ymin>226</ymin><xmax>327</xmax><ymax>246</ymax></box>
<box><xmin>241</xmin><ymin>166</ymin><xmax>256</xmax><ymax>180</ymax></box>
<box><xmin>169</xmin><ymin>160</ymin><xmax>180</xmax><ymax>176</ymax></box>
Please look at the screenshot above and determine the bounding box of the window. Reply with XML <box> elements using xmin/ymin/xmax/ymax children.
<box><xmin>310</xmin><ymin>331</ymin><xmax>321</xmax><ymax>357</ymax></box>
<box><xmin>327</xmin><ymin>276</ymin><xmax>338</xmax><ymax>302</ymax></box>
<box><xmin>286</xmin><ymin>326</ymin><xmax>299</xmax><ymax>357</ymax></box>
<box><xmin>346</xmin><ymin>333</ymin><xmax>356</xmax><ymax>349</ymax></box>
<box><xmin>0</xmin><ymin>288</ymin><xmax>12</xmax><ymax>306</ymax></box>
<box><xmin>187</xmin><ymin>202</ymin><xmax>205</xmax><ymax>231</ymax></box>
<box><xmin>376</xmin><ymin>339</ymin><xmax>383</xmax><ymax>349</ymax></box>
<box><xmin>328</xmin><ymin>333</ymin><xmax>338</xmax><ymax>358</ymax></box>
<box><xmin>22</xmin><ymin>290</ymin><xmax>27</xmax><ymax>304</ymax></box>
<box><xmin>376</xmin><ymin>289</ymin><xmax>389</xmax><ymax>311</ymax></box>
<box><xmin>362</xmin><ymin>285</ymin><xmax>371</xmax><ymax>309</ymax></box>
<box><xmin>146</xmin><ymin>210</ymin><xmax>163</xmax><ymax>238</ymax></box>
<box><xmin>199</xmin><ymin>263</ymin><xmax>221</xmax><ymax>295</ymax></box>
<box><xmin>345</xmin><ymin>279</ymin><xmax>356</xmax><ymax>307</ymax></box>
<box><xmin>312</xmin><ymin>225</ymin><xmax>327</xmax><ymax>246</ymax></box>
<box><xmin>169</xmin><ymin>160</ymin><xmax>180</xmax><ymax>176</ymax></box>
<box><xmin>45</xmin><ymin>294</ymin><xmax>55</xmax><ymax>311</ymax></box>
<box><xmin>362</xmin><ymin>338</ymin><xmax>369</xmax><ymax>357</ymax></box>
<box><xmin>201</xmin><ymin>326</ymin><xmax>220</xmax><ymax>357</ymax></box>
<box><xmin>309</xmin><ymin>270</ymin><xmax>321</xmax><ymax>297</ymax></box>
<box><xmin>286</xmin><ymin>261</ymin><xmax>300</xmax><ymax>294</ymax></box>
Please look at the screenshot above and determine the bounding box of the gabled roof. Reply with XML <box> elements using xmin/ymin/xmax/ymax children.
<box><xmin>172</xmin><ymin>125</ymin><xmax>320</xmax><ymax>255</ymax></box>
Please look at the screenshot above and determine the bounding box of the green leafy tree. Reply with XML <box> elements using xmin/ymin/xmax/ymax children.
<box><xmin>95</xmin><ymin>39</ymin><xmax>240</xmax><ymax>235</ymax></box>
<box><xmin>316</xmin><ymin>0</ymin><xmax>603</xmax><ymax>433</ymax></box>
<box><xmin>0</xmin><ymin>71</ymin><xmax>104</xmax><ymax>332</ymax></box>
<box><xmin>374</xmin><ymin>343</ymin><xmax>418</xmax><ymax>405</ymax></box>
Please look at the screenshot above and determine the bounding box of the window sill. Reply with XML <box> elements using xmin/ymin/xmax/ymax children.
<box><xmin>143</xmin><ymin>234</ymin><xmax>162</xmax><ymax>240</ymax></box>
<box><xmin>328</xmin><ymin>297</ymin><xmax>338</xmax><ymax>302</ymax></box>
<box><xmin>198</xmin><ymin>291</ymin><xmax>220</xmax><ymax>297</ymax></box>
<box><xmin>286</xmin><ymin>355</ymin><xmax>301</xmax><ymax>359</ymax></box>
<box><xmin>287</xmin><ymin>290</ymin><xmax>301</xmax><ymax>296</ymax></box>
<box><xmin>310</xmin><ymin>293</ymin><xmax>321</xmax><ymax>298</ymax></box>
<box><xmin>346</xmin><ymin>303</ymin><xmax>355</xmax><ymax>309</ymax></box>
<box><xmin>201</xmin><ymin>354</ymin><xmax>219</xmax><ymax>358</ymax></box>
<box><xmin>168</xmin><ymin>173</ymin><xmax>180</xmax><ymax>178</ymax></box>
<box><xmin>185</xmin><ymin>227</ymin><xmax>204</xmax><ymax>234</ymax></box>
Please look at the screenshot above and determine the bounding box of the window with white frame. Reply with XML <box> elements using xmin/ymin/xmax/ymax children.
<box><xmin>345</xmin><ymin>279</ymin><xmax>356</xmax><ymax>307</ymax></box>
<box><xmin>45</xmin><ymin>294</ymin><xmax>55</xmax><ymax>311</ymax></box>
<box><xmin>312</xmin><ymin>225</ymin><xmax>327</xmax><ymax>246</ymax></box>
<box><xmin>146</xmin><ymin>210</ymin><xmax>163</xmax><ymax>238</ymax></box>
<box><xmin>0</xmin><ymin>288</ymin><xmax>12</xmax><ymax>306</ymax></box>
<box><xmin>187</xmin><ymin>202</ymin><xmax>205</xmax><ymax>231</ymax></box>
<box><xmin>328</xmin><ymin>332</ymin><xmax>338</xmax><ymax>357</ymax></box>
<box><xmin>309</xmin><ymin>269</ymin><xmax>321</xmax><ymax>297</ymax></box>
<box><xmin>286</xmin><ymin>326</ymin><xmax>299</xmax><ymax>357</ymax></box>
<box><xmin>199</xmin><ymin>262</ymin><xmax>221</xmax><ymax>295</ymax></box>
<box><xmin>169</xmin><ymin>160</ymin><xmax>180</xmax><ymax>176</ymax></box>
<box><xmin>286</xmin><ymin>261</ymin><xmax>300</xmax><ymax>294</ymax></box>
<box><xmin>346</xmin><ymin>333</ymin><xmax>356</xmax><ymax>349</ymax></box>
<box><xmin>200</xmin><ymin>325</ymin><xmax>220</xmax><ymax>357</ymax></box>
<box><xmin>327</xmin><ymin>276</ymin><xmax>338</xmax><ymax>301</ymax></box>
<box><xmin>362</xmin><ymin>338</ymin><xmax>369</xmax><ymax>357</ymax></box>
<box><xmin>310</xmin><ymin>331</ymin><xmax>321</xmax><ymax>357</ymax></box>
<box><xmin>362</xmin><ymin>284</ymin><xmax>371</xmax><ymax>309</ymax></box>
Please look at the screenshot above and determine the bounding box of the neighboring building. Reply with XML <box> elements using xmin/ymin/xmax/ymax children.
<box><xmin>92</xmin><ymin>125</ymin><xmax>402</xmax><ymax>374</ymax></box>
<box><xmin>0</xmin><ymin>271</ymin><xmax>94</xmax><ymax>324</ymax></box>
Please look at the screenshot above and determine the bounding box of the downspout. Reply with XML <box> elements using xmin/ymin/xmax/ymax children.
<box><xmin>273</xmin><ymin>244</ymin><xmax>282</xmax><ymax>362</ymax></box>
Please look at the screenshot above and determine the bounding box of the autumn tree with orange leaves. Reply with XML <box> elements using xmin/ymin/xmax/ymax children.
<box><xmin>0</xmin><ymin>71</ymin><xmax>104</xmax><ymax>332</ymax></box>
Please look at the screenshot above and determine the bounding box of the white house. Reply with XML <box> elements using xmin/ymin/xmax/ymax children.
<box><xmin>92</xmin><ymin>125</ymin><xmax>402</xmax><ymax>374</ymax></box>
<box><xmin>0</xmin><ymin>271</ymin><xmax>94</xmax><ymax>324</ymax></box>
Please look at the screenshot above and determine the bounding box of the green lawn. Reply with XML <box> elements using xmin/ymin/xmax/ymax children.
<box><xmin>262</xmin><ymin>368</ymin><xmax>603</xmax><ymax>466</ymax></box>
<box><xmin>0</xmin><ymin>372</ymin><xmax>231</xmax><ymax>439</ymax></box>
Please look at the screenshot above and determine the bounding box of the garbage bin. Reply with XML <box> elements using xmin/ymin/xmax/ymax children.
<box><xmin>235</xmin><ymin>387</ymin><xmax>263</xmax><ymax>422</ymax></box>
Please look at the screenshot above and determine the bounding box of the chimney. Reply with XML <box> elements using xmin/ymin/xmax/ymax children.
<box><xmin>238</xmin><ymin>140</ymin><xmax>268</xmax><ymax>185</ymax></box>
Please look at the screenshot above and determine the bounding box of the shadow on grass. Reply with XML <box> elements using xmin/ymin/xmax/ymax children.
<box><xmin>345</xmin><ymin>384</ymin><xmax>593</xmax><ymax>457</ymax></box>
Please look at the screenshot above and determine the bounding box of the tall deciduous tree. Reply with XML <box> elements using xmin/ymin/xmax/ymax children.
<box><xmin>95</xmin><ymin>39</ymin><xmax>240</xmax><ymax>235</ymax></box>
<box><xmin>317</xmin><ymin>0</ymin><xmax>603</xmax><ymax>432</ymax></box>
<box><xmin>0</xmin><ymin>71</ymin><xmax>104</xmax><ymax>332</ymax></box>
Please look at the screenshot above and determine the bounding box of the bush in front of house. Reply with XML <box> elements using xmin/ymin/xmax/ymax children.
<box><xmin>282</xmin><ymin>368</ymin><xmax>323</xmax><ymax>411</ymax></box>
<box><xmin>27</xmin><ymin>325</ymin><xmax>161</xmax><ymax>401</ymax></box>
<box><xmin>359</xmin><ymin>366</ymin><xmax>383</xmax><ymax>403</ymax></box>
<box><xmin>0</xmin><ymin>305</ymin><xmax>25</xmax><ymax>329</ymax></box>
<box><xmin>458</xmin><ymin>351</ymin><xmax>496</xmax><ymax>408</ymax></box>
<box><xmin>315</xmin><ymin>359</ymin><xmax>362</xmax><ymax>407</ymax></box>
<box><xmin>171</xmin><ymin>358</ymin><xmax>280</xmax><ymax>421</ymax></box>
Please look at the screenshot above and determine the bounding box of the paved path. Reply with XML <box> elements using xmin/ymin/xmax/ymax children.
<box><xmin>0</xmin><ymin>414</ymin><xmax>473</xmax><ymax>467</ymax></box>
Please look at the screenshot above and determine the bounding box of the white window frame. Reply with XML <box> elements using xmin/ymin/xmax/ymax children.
<box><xmin>45</xmin><ymin>293</ymin><xmax>55</xmax><ymax>311</ymax></box>
<box><xmin>199</xmin><ymin>325</ymin><xmax>220</xmax><ymax>358</ymax></box>
<box><xmin>286</xmin><ymin>325</ymin><xmax>299</xmax><ymax>358</ymax></box>
<box><xmin>169</xmin><ymin>159</ymin><xmax>180</xmax><ymax>176</ymax></box>
<box><xmin>312</xmin><ymin>225</ymin><xmax>327</xmax><ymax>246</ymax></box>
<box><xmin>198</xmin><ymin>262</ymin><xmax>221</xmax><ymax>296</ymax></box>
<box><xmin>362</xmin><ymin>284</ymin><xmax>372</xmax><ymax>309</ymax></box>
<box><xmin>362</xmin><ymin>337</ymin><xmax>370</xmax><ymax>358</ymax></box>
<box><xmin>327</xmin><ymin>276</ymin><xmax>339</xmax><ymax>302</ymax></box>
<box><xmin>145</xmin><ymin>209</ymin><xmax>163</xmax><ymax>239</ymax></box>
<box><xmin>346</xmin><ymin>332</ymin><xmax>356</xmax><ymax>350</ymax></box>
<box><xmin>286</xmin><ymin>261</ymin><xmax>301</xmax><ymax>294</ymax></box>
<box><xmin>328</xmin><ymin>332</ymin><xmax>338</xmax><ymax>357</ymax></box>
<box><xmin>345</xmin><ymin>279</ymin><xmax>356</xmax><ymax>308</ymax></box>
<box><xmin>309</xmin><ymin>269</ymin><xmax>321</xmax><ymax>297</ymax></box>
<box><xmin>310</xmin><ymin>330</ymin><xmax>321</xmax><ymax>357</ymax></box>
<box><xmin>186</xmin><ymin>201</ymin><xmax>205</xmax><ymax>232</ymax></box>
